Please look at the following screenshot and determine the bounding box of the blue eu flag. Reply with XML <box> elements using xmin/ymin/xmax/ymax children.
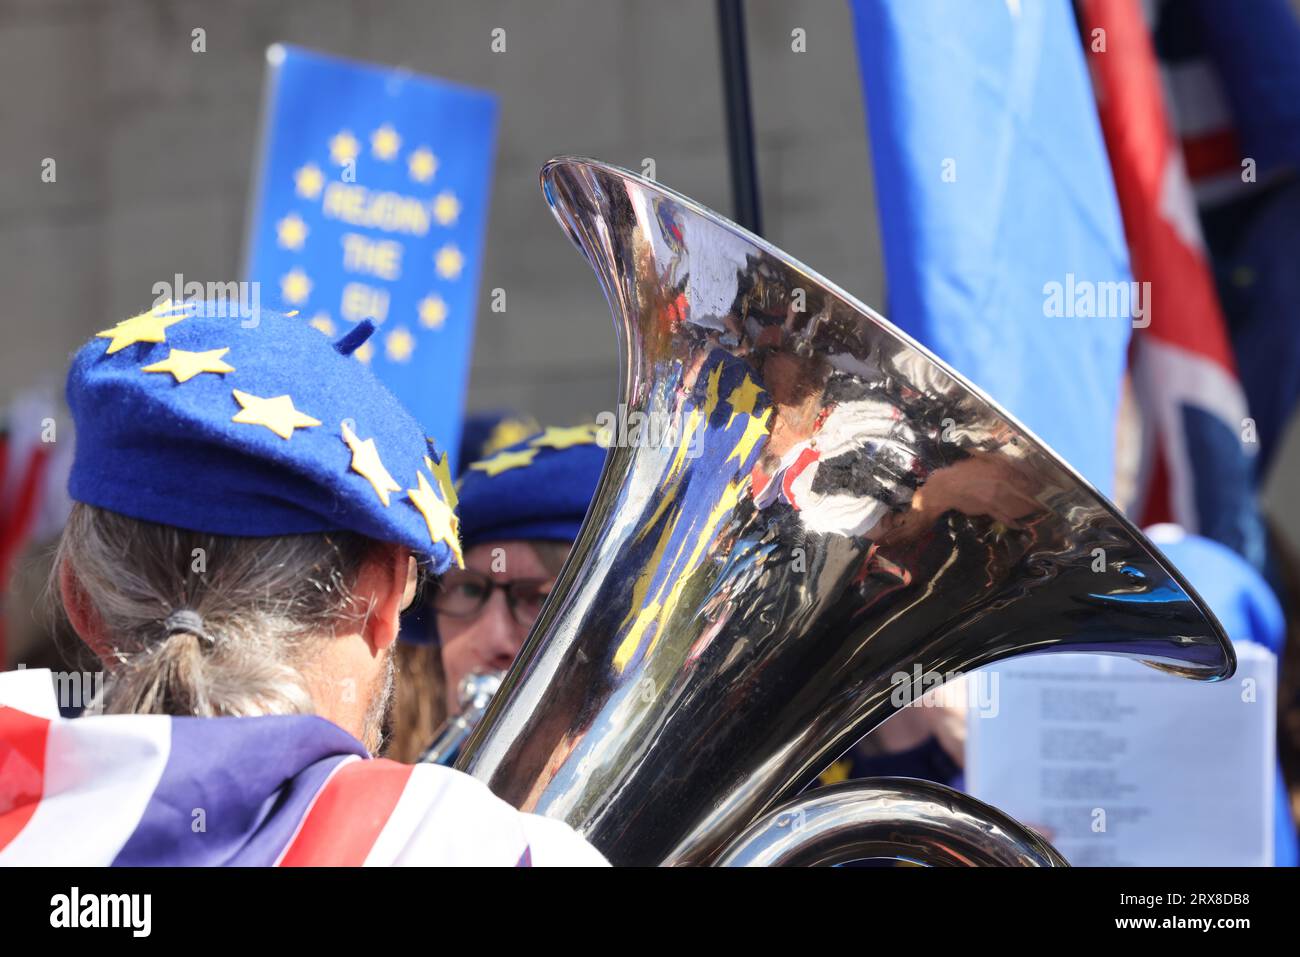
<box><xmin>847</xmin><ymin>0</ymin><xmax>1132</xmax><ymax>496</ymax></box>
<box><xmin>245</xmin><ymin>45</ymin><xmax>497</xmax><ymax>471</ymax></box>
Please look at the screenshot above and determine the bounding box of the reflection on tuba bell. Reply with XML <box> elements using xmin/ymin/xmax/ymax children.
<box><xmin>456</xmin><ymin>158</ymin><xmax>1235</xmax><ymax>867</ymax></box>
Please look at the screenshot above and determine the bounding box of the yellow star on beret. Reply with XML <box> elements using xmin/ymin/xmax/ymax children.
<box><xmin>482</xmin><ymin>416</ymin><xmax>539</xmax><ymax>456</ymax></box>
<box><xmin>231</xmin><ymin>389</ymin><xmax>321</xmax><ymax>440</ymax></box>
<box><xmin>426</xmin><ymin>452</ymin><xmax>458</xmax><ymax>511</ymax></box>
<box><xmin>141</xmin><ymin>347</ymin><xmax>234</xmax><ymax>383</ymax></box>
<box><xmin>529</xmin><ymin>424</ymin><xmax>600</xmax><ymax>450</ymax></box>
<box><xmin>469</xmin><ymin>447</ymin><xmax>538</xmax><ymax>477</ymax></box>
<box><xmin>341</xmin><ymin>421</ymin><xmax>401</xmax><ymax>506</ymax></box>
<box><xmin>408</xmin><ymin>471</ymin><xmax>463</xmax><ymax>568</ymax></box>
<box><xmin>96</xmin><ymin>305</ymin><xmax>189</xmax><ymax>355</ymax></box>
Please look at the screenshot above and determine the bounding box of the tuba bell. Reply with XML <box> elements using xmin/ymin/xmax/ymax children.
<box><xmin>455</xmin><ymin>157</ymin><xmax>1235</xmax><ymax>867</ymax></box>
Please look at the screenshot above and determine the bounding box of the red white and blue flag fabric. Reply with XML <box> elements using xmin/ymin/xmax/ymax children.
<box><xmin>1154</xmin><ymin>0</ymin><xmax>1300</xmax><ymax>478</ymax></box>
<box><xmin>1080</xmin><ymin>0</ymin><xmax>1267</xmax><ymax>570</ymax></box>
<box><xmin>1154</xmin><ymin>0</ymin><xmax>1300</xmax><ymax>197</ymax></box>
<box><xmin>0</xmin><ymin>669</ymin><xmax>606</xmax><ymax>867</ymax></box>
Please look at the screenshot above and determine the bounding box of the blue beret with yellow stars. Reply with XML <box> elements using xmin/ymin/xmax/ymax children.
<box><xmin>455</xmin><ymin>425</ymin><xmax>608</xmax><ymax>551</ymax></box>
<box><xmin>457</xmin><ymin>410</ymin><xmax>541</xmax><ymax>475</ymax></box>
<box><xmin>65</xmin><ymin>300</ymin><xmax>463</xmax><ymax>572</ymax></box>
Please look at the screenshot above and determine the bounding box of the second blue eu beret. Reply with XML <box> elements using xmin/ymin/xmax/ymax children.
<box><xmin>455</xmin><ymin>425</ymin><xmax>607</xmax><ymax>550</ymax></box>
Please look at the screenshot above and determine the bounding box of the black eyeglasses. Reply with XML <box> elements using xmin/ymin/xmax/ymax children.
<box><xmin>432</xmin><ymin>569</ymin><xmax>555</xmax><ymax>625</ymax></box>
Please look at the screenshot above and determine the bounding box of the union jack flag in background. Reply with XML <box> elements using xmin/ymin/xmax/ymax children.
<box><xmin>1150</xmin><ymin>0</ymin><xmax>1300</xmax><ymax>482</ymax></box>
<box><xmin>1080</xmin><ymin>0</ymin><xmax>1266</xmax><ymax>570</ymax></box>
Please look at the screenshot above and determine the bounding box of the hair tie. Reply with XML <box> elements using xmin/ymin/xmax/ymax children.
<box><xmin>163</xmin><ymin>609</ymin><xmax>212</xmax><ymax>645</ymax></box>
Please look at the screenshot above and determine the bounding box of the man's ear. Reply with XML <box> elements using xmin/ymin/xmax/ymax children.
<box><xmin>401</xmin><ymin>553</ymin><xmax>418</xmax><ymax>611</ymax></box>
<box><xmin>58</xmin><ymin>558</ymin><xmax>111</xmax><ymax>663</ymax></box>
<box><xmin>354</xmin><ymin>545</ymin><xmax>416</xmax><ymax>654</ymax></box>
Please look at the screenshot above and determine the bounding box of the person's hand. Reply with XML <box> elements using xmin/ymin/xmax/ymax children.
<box><xmin>912</xmin><ymin>454</ymin><xmax>1040</xmax><ymax>527</ymax></box>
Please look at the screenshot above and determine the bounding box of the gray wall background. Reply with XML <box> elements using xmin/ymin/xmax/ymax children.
<box><xmin>2</xmin><ymin>0</ymin><xmax>1297</xmax><ymax>542</ymax></box>
<box><xmin>0</xmin><ymin>0</ymin><xmax>881</xmax><ymax>422</ymax></box>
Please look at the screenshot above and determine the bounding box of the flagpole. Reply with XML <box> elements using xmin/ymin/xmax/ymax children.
<box><xmin>715</xmin><ymin>0</ymin><xmax>763</xmax><ymax>236</ymax></box>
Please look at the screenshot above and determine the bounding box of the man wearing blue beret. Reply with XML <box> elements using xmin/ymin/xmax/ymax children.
<box><xmin>388</xmin><ymin>425</ymin><xmax>606</xmax><ymax>763</ymax></box>
<box><xmin>0</xmin><ymin>301</ymin><xmax>606</xmax><ymax>867</ymax></box>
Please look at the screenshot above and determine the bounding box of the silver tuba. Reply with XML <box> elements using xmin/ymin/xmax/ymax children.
<box><xmin>456</xmin><ymin>157</ymin><xmax>1234</xmax><ymax>867</ymax></box>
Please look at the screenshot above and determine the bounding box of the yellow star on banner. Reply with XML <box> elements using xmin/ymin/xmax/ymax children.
<box><xmin>280</xmin><ymin>268</ymin><xmax>312</xmax><ymax>305</ymax></box>
<box><xmin>435</xmin><ymin>244</ymin><xmax>464</xmax><ymax>280</ymax></box>
<box><xmin>371</xmin><ymin>124</ymin><xmax>401</xmax><ymax>161</ymax></box>
<box><xmin>470</xmin><ymin>447</ymin><xmax>538</xmax><ymax>477</ymax></box>
<box><xmin>294</xmin><ymin>163</ymin><xmax>325</xmax><ymax>200</ymax></box>
<box><xmin>426</xmin><ymin>452</ymin><xmax>458</xmax><ymax>511</ymax></box>
<box><xmin>95</xmin><ymin>305</ymin><xmax>189</xmax><ymax>355</ymax></box>
<box><xmin>385</xmin><ymin>326</ymin><xmax>415</xmax><ymax>363</ymax></box>
<box><xmin>725</xmin><ymin>406</ymin><xmax>772</xmax><ymax>466</ymax></box>
<box><xmin>408</xmin><ymin>147</ymin><xmax>438</xmax><ymax>184</ymax></box>
<box><xmin>725</xmin><ymin>375</ymin><xmax>763</xmax><ymax>429</ymax></box>
<box><xmin>354</xmin><ymin>340</ymin><xmax>373</xmax><ymax>364</ymax></box>
<box><xmin>417</xmin><ymin>294</ymin><xmax>448</xmax><ymax>330</ymax></box>
<box><xmin>231</xmin><ymin>389</ymin><xmax>320</xmax><ymax>440</ymax></box>
<box><xmin>309</xmin><ymin>312</ymin><xmax>335</xmax><ymax>335</ymax></box>
<box><xmin>432</xmin><ymin>190</ymin><xmax>461</xmax><ymax>226</ymax></box>
<box><xmin>141</xmin><ymin>347</ymin><xmax>234</xmax><ymax>383</ymax></box>
<box><xmin>408</xmin><ymin>471</ymin><xmax>463</xmax><ymax>567</ymax></box>
<box><xmin>341</xmin><ymin>421</ymin><xmax>401</xmax><ymax>506</ymax></box>
<box><xmin>329</xmin><ymin>130</ymin><xmax>360</xmax><ymax>166</ymax></box>
<box><xmin>276</xmin><ymin>212</ymin><xmax>309</xmax><ymax>251</ymax></box>
<box><xmin>530</xmin><ymin>425</ymin><xmax>600</xmax><ymax>450</ymax></box>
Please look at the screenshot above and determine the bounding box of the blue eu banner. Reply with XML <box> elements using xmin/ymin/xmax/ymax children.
<box><xmin>245</xmin><ymin>45</ymin><xmax>497</xmax><ymax>470</ymax></box>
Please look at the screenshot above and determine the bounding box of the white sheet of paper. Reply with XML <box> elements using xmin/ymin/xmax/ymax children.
<box><xmin>965</xmin><ymin>645</ymin><xmax>1275</xmax><ymax>866</ymax></box>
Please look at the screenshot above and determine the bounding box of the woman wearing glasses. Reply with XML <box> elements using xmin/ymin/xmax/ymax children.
<box><xmin>386</xmin><ymin>426</ymin><xmax>606</xmax><ymax>762</ymax></box>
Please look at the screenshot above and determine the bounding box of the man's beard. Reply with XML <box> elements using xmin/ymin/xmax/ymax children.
<box><xmin>361</xmin><ymin>647</ymin><xmax>396</xmax><ymax>754</ymax></box>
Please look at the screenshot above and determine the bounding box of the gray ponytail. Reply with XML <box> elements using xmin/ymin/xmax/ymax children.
<box><xmin>52</xmin><ymin>502</ymin><xmax>379</xmax><ymax>718</ymax></box>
